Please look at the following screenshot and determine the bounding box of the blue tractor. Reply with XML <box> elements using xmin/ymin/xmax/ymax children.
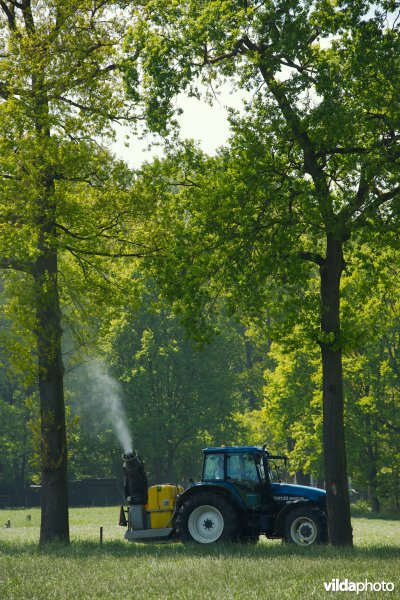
<box><xmin>121</xmin><ymin>445</ymin><xmax>327</xmax><ymax>546</ymax></box>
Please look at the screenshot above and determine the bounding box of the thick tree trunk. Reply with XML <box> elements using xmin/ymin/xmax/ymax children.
<box><xmin>30</xmin><ymin>55</ymin><xmax>70</xmax><ymax>543</ymax></box>
<box><xmin>34</xmin><ymin>247</ymin><xmax>69</xmax><ymax>544</ymax></box>
<box><xmin>320</xmin><ymin>234</ymin><xmax>353</xmax><ymax>546</ymax></box>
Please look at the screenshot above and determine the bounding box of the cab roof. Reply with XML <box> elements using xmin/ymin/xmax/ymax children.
<box><xmin>203</xmin><ymin>446</ymin><xmax>262</xmax><ymax>454</ymax></box>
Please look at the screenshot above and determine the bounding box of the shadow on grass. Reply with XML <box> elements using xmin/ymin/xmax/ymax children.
<box><xmin>1</xmin><ymin>538</ymin><xmax>399</xmax><ymax>561</ymax></box>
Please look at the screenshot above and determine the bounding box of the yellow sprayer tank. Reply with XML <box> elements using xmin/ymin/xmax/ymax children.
<box><xmin>146</xmin><ymin>484</ymin><xmax>183</xmax><ymax>529</ymax></box>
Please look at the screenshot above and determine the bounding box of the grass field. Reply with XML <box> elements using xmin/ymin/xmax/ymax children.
<box><xmin>0</xmin><ymin>507</ymin><xmax>399</xmax><ymax>599</ymax></box>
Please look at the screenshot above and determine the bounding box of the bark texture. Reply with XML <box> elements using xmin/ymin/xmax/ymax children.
<box><xmin>34</xmin><ymin>247</ymin><xmax>69</xmax><ymax>544</ymax></box>
<box><xmin>320</xmin><ymin>235</ymin><xmax>353</xmax><ymax>546</ymax></box>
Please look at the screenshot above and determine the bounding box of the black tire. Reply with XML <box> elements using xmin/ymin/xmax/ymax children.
<box><xmin>283</xmin><ymin>506</ymin><xmax>327</xmax><ymax>546</ymax></box>
<box><xmin>176</xmin><ymin>492</ymin><xmax>238</xmax><ymax>544</ymax></box>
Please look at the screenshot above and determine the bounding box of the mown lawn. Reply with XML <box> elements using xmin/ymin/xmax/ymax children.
<box><xmin>0</xmin><ymin>507</ymin><xmax>399</xmax><ymax>599</ymax></box>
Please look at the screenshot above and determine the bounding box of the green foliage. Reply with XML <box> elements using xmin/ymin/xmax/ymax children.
<box><xmin>342</xmin><ymin>244</ymin><xmax>400</xmax><ymax>510</ymax></box>
<box><xmin>351</xmin><ymin>499</ymin><xmax>373</xmax><ymax>516</ymax></box>
<box><xmin>232</xmin><ymin>320</ymin><xmax>325</xmax><ymax>479</ymax></box>
<box><xmin>0</xmin><ymin>279</ymin><xmax>38</xmax><ymax>500</ymax></box>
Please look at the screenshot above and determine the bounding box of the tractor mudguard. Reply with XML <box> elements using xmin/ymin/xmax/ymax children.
<box><xmin>274</xmin><ymin>500</ymin><xmax>325</xmax><ymax>536</ymax></box>
<box><xmin>177</xmin><ymin>482</ymin><xmax>247</xmax><ymax>513</ymax></box>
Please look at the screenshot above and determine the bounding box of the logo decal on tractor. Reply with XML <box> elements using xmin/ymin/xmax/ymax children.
<box><xmin>273</xmin><ymin>495</ymin><xmax>306</xmax><ymax>501</ymax></box>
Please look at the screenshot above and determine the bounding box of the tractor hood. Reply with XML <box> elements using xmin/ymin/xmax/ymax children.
<box><xmin>271</xmin><ymin>483</ymin><xmax>326</xmax><ymax>503</ymax></box>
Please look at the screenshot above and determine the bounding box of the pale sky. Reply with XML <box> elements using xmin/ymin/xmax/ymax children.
<box><xmin>111</xmin><ymin>86</ymin><xmax>246</xmax><ymax>169</ymax></box>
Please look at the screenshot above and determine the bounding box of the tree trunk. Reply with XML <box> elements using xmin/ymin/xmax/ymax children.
<box><xmin>368</xmin><ymin>483</ymin><xmax>380</xmax><ymax>513</ymax></box>
<box><xmin>295</xmin><ymin>471</ymin><xmax>311</xmax><ymax>487</ymax></box>
<box><xmin>286</xmin><ymin>438</ymin><xmax>310</xmax><ymax>485</ymax></box>
<box><xmin>166</xmin><ymin>446</ymin><xmax>175</xmax><ymax>483</ymax></box>
<box><xmin>13</xmin><ymin>456</ymin><xmax>27</xmax><ymax>506</ymax></box>
<box><xmin>244</xmin><ymin>338</ymin><xmax>258</xmax><ymax>409</ymax></box>
<box><xmin>395</xmin><ymin>471</ymin><xmax>400</xmax><ymax>512</ymax></box>
<box><xmin>319</xmin><ymin>234</ymin><xmax>353</xmax><ymax>546</ymax></box>
<box><xmin>366</xmin><ymin>439</ymin><xmax>380</xmax><ymax>513</ymax></box>
<box><xmin>34</xmin><ymin>246</ymin><xmax>69</xmax><ymax>544</ymax></box>
<box><xmin>30</xmin><ymin>55</ymin><xmax>70</xmax><ymax>543</ymax></box>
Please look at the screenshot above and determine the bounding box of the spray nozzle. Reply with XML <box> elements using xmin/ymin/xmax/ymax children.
<box><xmin>122</xmin><ymin>451</ymin><xmax>136</xmax><ymax>461</ymax></box>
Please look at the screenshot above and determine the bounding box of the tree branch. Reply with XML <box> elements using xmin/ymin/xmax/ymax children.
<box><xmin>50</xmin><ymin>89</ymin><xmax>148</xmax><ymax>130</ymax></box>
<box><xmin>317</xmin><ymin>136</ymin><xmax>400</xmax><ymax>158</ymax></box>
<box><xmin>52</xmin><ymin>63</ymin><xmax>118</xmax><ymax>94</ymax></box>
<box><xmin>50</xmin><ymin>94</ymin><xmax>133</xmax><ymax>123</ymax></box>
<box><xmin>7</xmin><ymin>0</ymin><xmax>24</xmax><ymax>8</ymax></box>
<box><xmin>56</xmin><ymin>219</ymin><xmax>123</xmax><ymax>241</ymax></box>
<box><xmin>279</xmin><ymin>56</ymin><xmax>315</xmax><ymax>77</ymax></box>
<box><xmin>21</xmin><ymin>0</ymin><xmax>35</xmax><ymax>34</ymax></box>
<box><xmin>297</xmin><ymin>251</ymin><xmax>325</xmax><ymax>266</ymax></box>
<box><xmin>0</xmin><ymin>0</ymin><xmax>16</xmax><ymax>30</ymax></box>
<box><xmin>372</xmin><ymin>185</ymin><xmax>400</xmax><ymax>204</ymax></box>
<box><xmin>352</xmin><ymin>185</ymin><xmax>400</xmax><ymax>228</ymax></box>
<box><xmin>378</xmin><ymin>416</ymin><xmax>400</xmax><ymax>433</ymax></box>
<box><xmin>339</xmin><ymin>166</ymin><xmax>370</xmax><ymax>225</ymax></box>
<box><xmin>199</xmin><ymin>38</ymin><xmax>248</xmax><ymax>66</ymax></box>
<box><xmin>159</xmin><ymin>176</ymin><xmax>201</xmax><ymax>189</ymax></box>
<box><xmin>63</xmin><ymin>245</ymin><xmax>147</xmax><ymax>259</ymax></box>
<box><xmin>65</xmin><ymin>246</ymin><xmax>122</xmax><ymax>293</ymax></box>
<box><xmin>317</xmin><ymin>146</ymin><xmax>369</xmax><ymax>157</ymax></box>
<box><xmin>0</xmin><ymin>256</ymin><xmax>33</xmax><ymax>273</ymax></box>
<box><xmin>256</xmin><ymin>62</ymin><xmax>334</xmax><ymax>226</ymax></box>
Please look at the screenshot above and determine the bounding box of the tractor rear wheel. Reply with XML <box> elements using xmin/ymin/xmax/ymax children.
<box><xmin>176</xmin><ymin>493</ymin><xmax>238</xmax><ymax>544</ymax></box>
<box><xmin>283</xmin><ymin>506</ymin><xmax>327</xmax><ymax>546</ymax></box>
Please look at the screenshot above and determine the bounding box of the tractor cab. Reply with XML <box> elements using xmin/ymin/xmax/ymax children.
<box><xmin>201</xmin><ymin>446</ymin><xmax>286</xmax><ymax>510</ymax></box>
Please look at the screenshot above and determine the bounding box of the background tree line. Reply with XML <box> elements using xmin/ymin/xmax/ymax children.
<box><xmin>1</xmin><ymin>246</ymin><xmax>399</xmax><ymax>512</ymax></box>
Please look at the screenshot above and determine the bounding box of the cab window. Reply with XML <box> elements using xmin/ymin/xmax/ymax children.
<box><xmin>227</xmin><ymin>453</ymin><xmax>259</xmax><ymax>482</ymax></box>
<box><xmin>203</xmin><ymin>454</ymin><xmax>225</xmax><ymax>480</ymax></box>
<box><xmin>255</xmin><ymin>455</ymin><xmax>266</xmax><ymax>482</ymax></box>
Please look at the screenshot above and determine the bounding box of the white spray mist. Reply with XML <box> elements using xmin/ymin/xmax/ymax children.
<box><xmin>85</xmin><ymin>358</ymin><xmax>133</xmax><ymax>454</ymax></box>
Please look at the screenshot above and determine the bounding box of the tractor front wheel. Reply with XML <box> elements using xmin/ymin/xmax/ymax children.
<box><xmin>176</xmin><ymin>493</ymin><xmax>238</xmax><ymax>544</ymax></box>
<box><xmin>283</xmin><ymin>506</ymin><xmax>327</xmax><ymax>546</ymax></box>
